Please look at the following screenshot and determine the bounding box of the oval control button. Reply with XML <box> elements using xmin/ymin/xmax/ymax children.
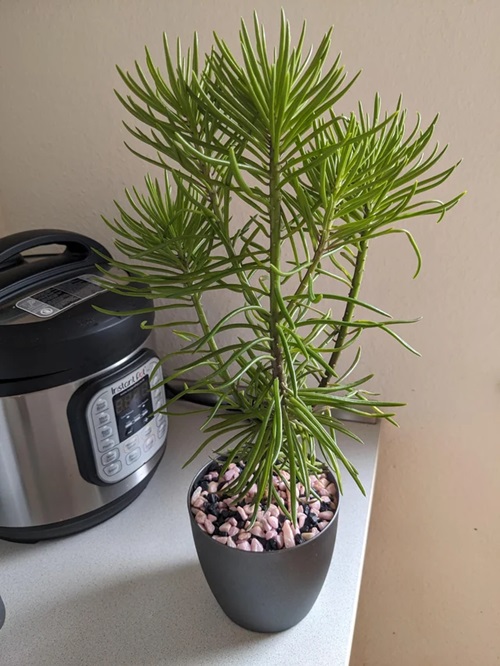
<box><xmin>144</xmin><ymin>436</ymin><xmax>155</xmax><ymax>452</ymax></box>
<box><xmin>124</xmin><ymin>438</ymin><xmax>137</xmax><ymax>453</ymax></box>
<box><xmin>125</xmin><ymin>448</ymin><xmax>142</xmax><ymax>465</ymax></box>
<box><xmin>95</xmin><ymin>398</ymin><xmax>108</xmax><ymax>412</ymax></box>
<box><xmin>96</xmin><ymin>412</ymin><xmax>111</xmax><ymax>426</ymax></box>
<box><xmin>103</xmin><ymin>461</ymin><xmax>122</xmax><ymax>476</ymax></box>
<box><xmin>98</xmin><ymin>437</ymin><xmax>116</xmax><ymax>453</ymax></box>
<box><xmin>157</xmin><ymin>424</ymin><xmax>167</xmax><ymax>442</ymax></box>
<box><xmin>101</xmin><ymin>448</ymin><xmax>120</xmax><ymax>466</ymax></box>
<box><xmin>98</xmin><ymin>425</ymin><xmax>113</xmax><ymax>439</ymax></box>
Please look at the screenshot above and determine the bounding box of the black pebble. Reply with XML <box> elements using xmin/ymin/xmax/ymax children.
<box><xmin>320</xmin><ymin>501</ymin><xmax>331</xmax><ymax>512</ymax></box>
<box><xmin>278</xmin><ymin>514</ymin><xmax>286</xmax><ymax>525</ymax></box>
<box><xmin>206</xmin><ymin>503</ymin><xmax>219</xmax><ymax>517</ymax></box>
<box><xmin>220</xmin><ymin>510</ymin><xmax>231</xmax><ymax>520</ymax></box>
<box><xmin>199</xmin><ymin>480</ymin><xmax>209</xmax><ymax>491</ymax></box>
<box><xmin>303</xmin><ymin>504</ymin><xmax>311</xmax><ymax>516</ymax></box>
<box><xmin>305</xmin><ymin>513</ymin><xmax>319</xmax><ymax>530</ymax></box>
<box><xmin>294</xmin><ymin>534</ymin><xmax>304</xmax><ymax>545</ymax></box>
<box><xmin>207</xmin><ymin>493</ymin><xmax>218</xmax><ymax>504</ymax></box>
<box><xmin>267</xmin><ymin>538</ymin><xmax>278</xmax><ymax>550</ymax></box>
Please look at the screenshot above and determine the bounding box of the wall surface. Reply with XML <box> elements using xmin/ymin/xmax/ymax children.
<box><xmin>0</xmin><ymin>1</ymin><xmax>498</xmax><ymax>664</ymax></box>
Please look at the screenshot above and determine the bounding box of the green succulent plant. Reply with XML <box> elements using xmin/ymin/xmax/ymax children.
<box><xmin>100</xmin><ymin>12</ymin><xmax>463</xmax><ymax>524</ymax></box>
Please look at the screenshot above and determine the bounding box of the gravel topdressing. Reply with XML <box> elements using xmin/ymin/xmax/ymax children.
<box><xmin>190</xmin><ymin>461</ymin><xmax>338</xmax><ymax>551</ymax></box>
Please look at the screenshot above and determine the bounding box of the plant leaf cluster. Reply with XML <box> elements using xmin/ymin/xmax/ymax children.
<box><xmin>101</xmin><ymin>11</ymin><xmax>463</xmax><ymax>523</ymax></box>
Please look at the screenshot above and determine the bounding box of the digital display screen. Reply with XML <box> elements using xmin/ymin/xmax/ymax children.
<box><xmin>112</xmin><ymin>376</ymin><xmax>153</xmax><ymax>442</ymax></box>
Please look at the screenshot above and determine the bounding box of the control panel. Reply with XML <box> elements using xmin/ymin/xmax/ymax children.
<box><xmin>68</xmin><ymin>349</ymin><xmax>167</xmax><ymax>486</ymax></box>
<box><xmin>85</xmin><ymin>355</ymin><xmax>167</xmax><ymax>483</ymax></box>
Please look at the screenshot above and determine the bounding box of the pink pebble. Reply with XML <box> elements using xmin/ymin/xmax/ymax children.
<box><xmin>226</xmin><ymin>537</ymin><xmax>237</xmax><ymax>548</ymax></box>
<box><xmin>205</xmin><ymin>520</ymin><xmax>215</xmax><ymax>535</ymax></box>
<box><xmin>208</xmin><ymin>481</ymin><xmax>218</xmax><ymax>493</ymax></box>
<box><xmin>298</xmin><ymin>514</ymin><xmax>306</xmax><ymax>529</ymax></box>
<box><xmin>237</xmin><ymin>541</ymin><xmax>251</xmax><ymax>551</ymax></box>
<box><xmin>326</xmin><ymin>483</ymin><xmax>337</xmax><ymax>496</ymax></box>
<box><xmin>320</xmin><ymin>496</ymin><xmax>331</xmax><ymax>504</ymax></box>
<box><xmin>224</xmin><ymin>468</ymin><xmax>238</xmax><ymax>482</ymax></box>
<box><xmin>244</xmin><ymin>505</ymin><xmax>253</xmax><ymax>516</ymax></box>
<box><xmin>192</xmin><ymin>497</ymin><xmax>205</xmax><ymax>509</ymax></box>
<box><xmin>219</xmin><ymin>523</ymin><xmax>232</xmax><ymax>533</ymax></box>
<box><xmin>198</xmin><ymin>523</ymin><xmax>207</xmax><ymax>533</ymax></box>
<box><xmin>265</xmin><ymin>529</ymin><xmax>278</xmax><ymax>540</ymax></box>
<box><xmin>248</xmin><ymin>484</ymin><xmax>258</xmax><ymax>496</ymax></box>
<box><xmin>276</xmin><ymin>534</ymin><xmax>284</xmax><ymax>549</ymax></box>
<box><xmin>228</xmin><ymin>526</ymin><xmax>239</xmax><ymax>537</ymax></box>
<box><xmin>310</xmin><ymin>500</ymin><xmax>321</xmax><ymax>513</ymax></box>
<box><xmin>250</xmin><ymin>539</ymin><xmax>264</xmax><ymax>552</ymax></box>
<box><xmin>238</xmin><ymin>531</ymin><xmax>251</xmax><ymax>541</ymax></box>
<box><xmin>250</xmin><ymin>525</ymin><xmax>265</xmax><ymax>538</ymax></box>
<box><xmin>206</xmin><ymin>514</ymin><xmax>217</xmax><ymax>523</ymax></box>
<box><xmin>282</xmin><ymin>520</ymin><xmax>296</xmax><ymax>549</ymax></box>
<box><xmin>194</xmin><ymin>511</ymin><xmax>205</xmax><ymax>525</ymax></box>
<box><xmin>319</xmin><ymin>510</ymin><xmax>334</xmax><ymax>521</ymax></box>
<box><xmin>228</xmin><ymin>517</ymin><xmax>237</xmax><ymax>527</ymax></box>
<box><xmin>302</xmin><ymin>532</ymin><xmax>316</xmax><ymax>541</ymax></box>
<box><xmin>318</xmin><ymin>520</ymin><xmax>329</xmax><ymax>531</ymax></box>
<box><xmin>267</xmin><ymin>516</ymin><xmax>279</xmax><ymax>530</ymax></box>
<box><xmin>212</xmin><ymin>535</ymin><xmax>227</xmax><ymax>545</ymax></box>
<box><xmin>236</xmin><ymin>506</ymin><xmax>247</xmax><ymax>521</ymax></box>
<box><xmin>268</xmin><ymin>505</ymin><xmax>280</xmax><ymax>518</ymax></box>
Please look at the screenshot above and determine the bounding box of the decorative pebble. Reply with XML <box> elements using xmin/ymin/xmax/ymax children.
<box><xmin>191</xmin><ymin>462</ymin><xmax>338</xmax><ymax>551</ymax></box>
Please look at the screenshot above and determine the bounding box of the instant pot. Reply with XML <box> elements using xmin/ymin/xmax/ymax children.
<box><xmin>0</xmin><ymin>229</ymin><xmax>167</xmax><ymax>542</ymax></box>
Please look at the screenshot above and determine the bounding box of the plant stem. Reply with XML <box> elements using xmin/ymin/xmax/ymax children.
<box><xmin>269</xmin><ymin>143</ymin><xmax>287</xmax><ymax>394</ymax></box>
<box><xmin>319</xmin><ymin>238</ymin><xmax>369</xmax><ymax>387</ymax></box>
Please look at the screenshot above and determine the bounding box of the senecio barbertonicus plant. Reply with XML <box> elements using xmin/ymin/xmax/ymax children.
<box><xmin>100</xmin><ymin>13</ymin><xmax>463</xmax><ymax>524</ymax></box>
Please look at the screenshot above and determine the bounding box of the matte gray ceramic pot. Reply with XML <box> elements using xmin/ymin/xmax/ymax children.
<box><xmin>188</xmin><ymin>461</ymin><xmax>340</xmax><ymax>633</ymax></box>
<box><xmin>0</xmin><ymin>595</ymin><xmax>5</xmax><ymax>630</ymax></box>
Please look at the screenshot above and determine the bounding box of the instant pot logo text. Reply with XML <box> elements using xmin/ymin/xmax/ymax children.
<box><xmin>111</xmin><ymin>367</ymin><xmax>147</xmax><ymax>395</ymax></box>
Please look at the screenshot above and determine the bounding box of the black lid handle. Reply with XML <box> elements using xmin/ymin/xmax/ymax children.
<box><xmin>0</xmin><ymin>229</ymin><xmax>112</xmax><ymax>304</ymax></box>
<box><xmin>0</xmin><ymin>229</ymin><xmax>110</xmax><ymax>268</ymax></box>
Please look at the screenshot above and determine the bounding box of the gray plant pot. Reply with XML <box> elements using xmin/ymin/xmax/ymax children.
<box><xmin>188</xmin><ymin>460</ymin><xmax>340</xmax><ymax>633</ymax></box>
<box><xmin>0</xmin><ymin>595</ymin><xmax>5</xmax><ymax>630</ymax></box>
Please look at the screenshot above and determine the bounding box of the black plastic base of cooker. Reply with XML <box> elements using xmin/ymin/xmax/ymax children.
<box><xmin>0</xmin><ymin>453</ymin><xmax>163</xmax><ymax>544</ymax></box>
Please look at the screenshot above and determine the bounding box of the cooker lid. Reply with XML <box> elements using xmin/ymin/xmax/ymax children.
<box><xmin>0</xmin><ymin>229</ymin><xmax>154</xmax><ymax>391</ymax></box>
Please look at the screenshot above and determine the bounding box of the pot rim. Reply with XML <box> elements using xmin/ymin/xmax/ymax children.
<box><xmin>187</xmin><ymin>456</ymin><xmax>341</xmax><ymax>555</ymax></box>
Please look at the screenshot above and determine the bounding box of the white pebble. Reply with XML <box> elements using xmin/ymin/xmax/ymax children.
<box><xmin>250</xmin><ymin>539</ymin><xmax>264</xmax><ymax>552</ymax></box>
<box><xmin>282</xmin><ymin>520</ymin><xmax>296</xmax><ymax>549</ymax></box>
<box><xmin>191</xmin><ymin>486</ymin><xmax>202</xmax><ymax>504</ymax></box>
<box><xmin>208</xmin><ymin>481</ymin><xmax>218</xmax><ymax>493</ymax></box>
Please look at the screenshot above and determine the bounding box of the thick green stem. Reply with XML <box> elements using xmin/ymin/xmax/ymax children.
<box><xmin>269</xmin><ymin>144</ymin><xmax>287</xmax><ymax>394</ymax></box>
<box><xmin>319</xmin><ymin>239</ymin><xmax>369</xmax><ymax>387</ymax></box>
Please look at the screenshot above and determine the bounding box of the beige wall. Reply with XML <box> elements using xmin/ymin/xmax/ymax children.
<box><xmin>1</xmin><ymin>1</ymin><xmax>498</xmax><ymax>664</ymax></box>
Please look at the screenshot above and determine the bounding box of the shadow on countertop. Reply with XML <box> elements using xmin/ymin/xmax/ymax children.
<box><xmin>7</xmin><ymin>563</ymin><xmax>272</xmax><ymax>666</ymax></box>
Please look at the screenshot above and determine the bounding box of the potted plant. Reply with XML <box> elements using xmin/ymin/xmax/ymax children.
<box><xmin>100</xmin><ymin>12</ymin><xmax>463</xmax><ymax>632</ymax></box>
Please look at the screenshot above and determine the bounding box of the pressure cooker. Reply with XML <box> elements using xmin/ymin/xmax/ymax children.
<box><xmin>0</xmin><ymin>229</ymin><xmax>167</xmax><ymax>542</ymax></box>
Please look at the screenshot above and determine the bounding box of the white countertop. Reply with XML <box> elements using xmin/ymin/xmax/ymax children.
<box><xmin>0</xmin><ymin>409</ymin><xmax>379</xmax><ymax>666</ymax></box>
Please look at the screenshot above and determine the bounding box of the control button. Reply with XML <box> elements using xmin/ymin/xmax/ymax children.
<box><xmin>126</xmin><ymin>448</ymin><xmax>142</xmax><ymax>465</ymax></box>
<box><xmin>103</xmin><ymin>461</ymin><xmax>122</xmax><ymax>477</ymax></box>
<box><xmin>144</xmin><ymin>436</ymin><xmax>155</xmax><ymax>452</ymax></box>
<box><xmin>97</xmin><ymin>437</ymin><xmax>116</xmax><ymax>453</ymax></box>
<box><xmin>96</xmin><ymin>412</ymin><xmax>110</xmax><ymax>426</ymax></box>
<box><xmin>153</xmin><ymin>390</ymin><xmax>163</xmax><ymax>406</ymax></box>
<box><xmin>98</xmin><ymin>425</ymin><xmax>113</xmax><ymax>440</ymax></box>
<box><xmin>143</xmin><ymin>425</ymin><xmax>152</xmax><ymax>437</ymax></box>
<box><xmin>124</xmin><ymin>438</ymin><xmax>137</xmax><ymax>453</ymax></box>
<box><xmin>155</xmin><ymin>414</ymin><xmax>166</xmax><ymax>428</ymax></box>
<box><xmin>125</xmin><ymin>423</ymin><xmax>134</xmax><ymax>437</ymax></box>
<box><xmin>141</xmin><ymin>408</ymin><xmax>149</xmax><ymax>418</ymax></box>
<box><xmin>101</xmin><ymin>448</ymin><xmax>120</xmax><ymax>466</ymax></box>
<box><xmin>158</xmin><ymin>424</ymin><xmax>167</xmax><ymax>441</ymax></box>
<box><xmin>95</xmin><ymin>398</ymin><xmax>108</xmax><ymax>412</ymax></box>
<box><xmin>40</xmin><ymin>307</ymin><xmax>55</xmax><ymax>316</ymax></box>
